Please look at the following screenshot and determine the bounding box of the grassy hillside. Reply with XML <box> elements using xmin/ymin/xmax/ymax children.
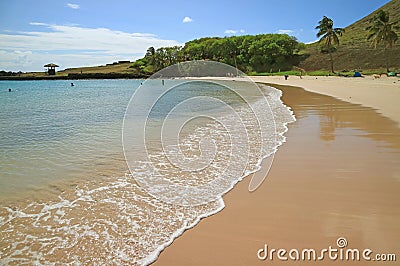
<box><xmin>299</xmin><ymin>0</ymin><xmax>400</xmax><ymax>72</ymax></box>
<box><xmin>11</xmin><ymin>62</ymin><xmax>135</xmax><ymax>78</ymax></box>
<box><xmin>3</xmin><ymin>1</ymin><xmax>399</xmax><ymax>79</ymax></box>
<box><xmin>59</xmin><ymin>62</ymin><xmax>133</xmax><ymax>75</ymax></box>
<box><xmin>0</xmin><ymin>61</ymin><xmax>147</xmax><ymax>80</ymax></box>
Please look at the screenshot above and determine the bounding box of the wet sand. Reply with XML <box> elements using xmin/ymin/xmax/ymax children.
<box><xmin>154</xmin><ymin>84</ymin><xmax>400</xmax><ymax>265</ymax></box>
<box><xmin>250</xmin><ymin>75</ymin><xmax>400</xmax><ymax>127</ymax></box>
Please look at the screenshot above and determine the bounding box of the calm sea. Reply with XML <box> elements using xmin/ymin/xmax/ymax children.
<box><xmin>0</xmin><ymin>79</ymin><xmax>294</xmax><ymax>265</ymax></box>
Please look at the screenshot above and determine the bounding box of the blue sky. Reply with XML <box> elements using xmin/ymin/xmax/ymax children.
<box><xmin>0</xmin><ymin>0</ymin><xmax>391</xmax><ymax>71</ymax></box>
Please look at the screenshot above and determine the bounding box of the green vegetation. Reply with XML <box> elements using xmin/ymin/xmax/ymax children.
<box><xmin>130</xmin><ymin>34</ymin><xmax>303</xmax><ymax>75</ymax></box>
<box><xmin>248</xmin><ymin>70</ymin><xmax>301</xmax><ymax>76</ymax></box>
<box><xmin>0</xmin><ymin>62</ymin><xmax>148</xmax><ymax>80</ymax></box>
<box><xmin>0</xmin><ymin>70</ymin><xmax>22</xmax><ymax>77</ymax></box>
<box><xmin>366</xmin><ymin>9</ymin><xmax>399</xmax><ymax>72</ymax></box>
<box><xmin>300</xmin><ymin>0</ymin><xmax>400</xmax><ymax>72</ymax></box>
<box><xmin>128</xmin><ymin>0</ymin><xmax>399</xmax><ymax>76</ymax></box>
<box><xmin>248</xmin><ymin>70</ymin><xmax>359</xmax><ymax>77</ymax></box>
<box><xmin>1</xmin><ymin>0</ymin><xmax>399</xmax><ymax>80</ymax></box>
<box><xmin>316</xmin><ymin>16</ymin><xmax>345</xmax><ymax>73</ymax></box>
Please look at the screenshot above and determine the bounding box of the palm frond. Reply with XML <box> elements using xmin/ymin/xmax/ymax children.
<box><xmin>366</xmin><ymin>10</ymin><xmax>399</xmax><ymax>49</ymax></box>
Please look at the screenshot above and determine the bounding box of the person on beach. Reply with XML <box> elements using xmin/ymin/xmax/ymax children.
<box><xmin>284</xmin><ymin>75</ymin><xmax>289</xmax><ymax>80</ymax></box>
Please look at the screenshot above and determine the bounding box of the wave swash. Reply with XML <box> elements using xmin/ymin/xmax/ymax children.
<box><xmin>0</xmin><ymin>61</ymin><xmax>295</xmax><ymax>265</ymax></box>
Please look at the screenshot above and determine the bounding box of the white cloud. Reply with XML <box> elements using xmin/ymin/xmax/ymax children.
<box><xmin>66</xmin><ymin>3</ymin><xmax>80</xmax><ymax>9</ymax></box>
<box><xmin>277</xmin><ymin>29</ymin><xmax>294</xmax><ymax>35</ymax></box>
<box><xmin>182</xmin><ymin>17</ymin><xmax>193</xmax><ymax>23</ymax></box>
<box><xmin>0</xmin><ymin>23</ymin><xmax>181</xmax><ymax>71</ymax></box>
<box><xmin>225</xmin><ymin>29</ymin><xmax>237</xmax><ymax>34</ymax></box>
<box><xmin>29</xmin><ymin>22</ymin><xmax>49</xmax><ymax>26</ymax></box>
<box><xmin>224</xmin><ymin>29</ymin><xmax>245</xmax><ymax>35</ymax></box>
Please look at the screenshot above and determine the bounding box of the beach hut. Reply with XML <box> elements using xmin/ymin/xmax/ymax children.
<box><xmin>44</xmin><ymin>63</ymin><xmax>59</xmax><ymax>75</ymax></box>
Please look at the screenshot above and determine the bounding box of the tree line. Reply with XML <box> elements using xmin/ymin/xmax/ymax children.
<box><xmin>131</xmin><ymin>9</ymin><xmax>398</xmax><ymax>76</ymax></box>
<box><xmin>131</xmin><ymin>34</ymin><xmax>305</xmax><ymax>75</ymax></box>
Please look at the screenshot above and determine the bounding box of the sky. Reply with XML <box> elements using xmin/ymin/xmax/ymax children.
<box><xmin>0</xmin><ymin>0</ymin><xmax>391</xmax><ymax>72</ymax></box>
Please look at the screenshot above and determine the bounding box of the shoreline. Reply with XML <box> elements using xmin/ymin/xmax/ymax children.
<box><xmin>143</xmin><ymin>83</ymin><xmax>296</xmax><ymax>265</ymax></box>
<box><xmin>0</xmin><ymin>73</ymin><xmax>148</xmax><ymax>80</ymax></box>
<box><xmin>3</xmin><ymin>75</ymin><xmax>399</xmax><ymax>128</ymax></box>
<box><xmin>154</xmin><ymin>82</ymin><xmax>400</xmax><ymax>265</ymax></box>
<box><xmin>250</xmin><ymin>75</ymin><xmax>400</xmax><ymax>127</ymax></box>
<box><xmin>1</xmin><ymin>78</ymin><xmax>399</xmax><ymax>264</ymax></box>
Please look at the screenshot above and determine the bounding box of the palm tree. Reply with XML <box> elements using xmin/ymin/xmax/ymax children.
<box><xmin>366</xmin><ymin>10</ymin><xmax>399</xmax><ymax>72</ymax></box>
<box><xmin>316</xmin><ymin>16</ymin><xmax>345</xmax><ymax>73</ymax></box>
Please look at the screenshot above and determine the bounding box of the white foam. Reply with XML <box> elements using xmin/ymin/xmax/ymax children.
<box><xmin>0</xmin><ymin>84</ymin><xmax>295</xmax><ymax>265</ymax></box>
<box><xmin>138</xmin><ymin>84</ymin><xmax>296</xmax><ymax>265</ymax></box>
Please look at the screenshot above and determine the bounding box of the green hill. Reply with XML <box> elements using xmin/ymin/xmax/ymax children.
<box><xmin>299</xmin><ymin>0</ymin><xmax>400</xmax><ymax>72</ymax></box>
<box><xmin>2</xmin><ymin>1</ymin><xmax>399</xmax><ymax>80</ymax></box>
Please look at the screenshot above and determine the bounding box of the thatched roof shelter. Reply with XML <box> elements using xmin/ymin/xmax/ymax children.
<box><xmin>44</xmin><ymin>63</ymin><xmax>59</xmax><ymax>75</ymax></box>
<box><xmin>44</xmin><ymin>63</ymin><xmax>59</xmax><ymax>68</ymax></box>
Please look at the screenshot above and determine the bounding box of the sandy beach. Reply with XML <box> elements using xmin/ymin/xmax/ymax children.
<box><xmin>251</xmin><ymin>75</ymin><xmax>400</xmax><ymax>127</ymax></box>
<box><xmin>154</xmin><ymin>77</ymin><xmax>400</xmax><ymax>265</ymax></box>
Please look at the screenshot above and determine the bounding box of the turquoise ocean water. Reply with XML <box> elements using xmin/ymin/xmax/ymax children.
<box><xmin>0</xmin><ymin>80</ymin><xmax>135</xmax><ymax>198</ymax></box>
<box><xmin>0</xmin><ymin>79</ymin><xmax>294</xmax><ymax>265</ymax></box>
